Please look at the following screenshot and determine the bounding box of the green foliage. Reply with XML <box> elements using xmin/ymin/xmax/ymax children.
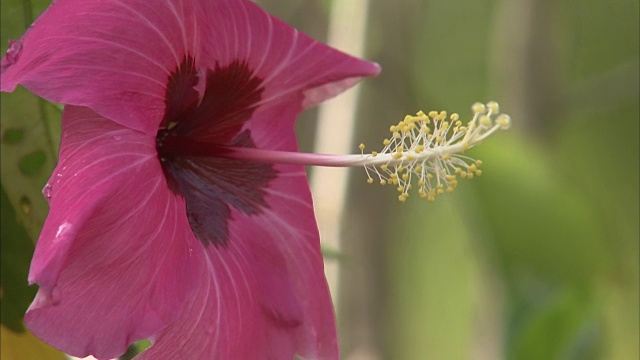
<box><xmin>1</xmin><ymin>0</ymin><xmax>61</xmax><ymax>242</ymax></box>
<box><xmin>0</xmin><ymin>184</ymin><xmax>37</xmax><ymax>332</ymax></box>
<box><xmin>377</xmin><ymin>0</ymin><xmax>638</xmax><ymax>358</ymax></box>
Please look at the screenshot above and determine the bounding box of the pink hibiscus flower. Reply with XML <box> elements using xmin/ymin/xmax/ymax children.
<box><xmin>1</xmin><ymin>0</ymin><xmax>379</xmax><ymax>358</ymax></box>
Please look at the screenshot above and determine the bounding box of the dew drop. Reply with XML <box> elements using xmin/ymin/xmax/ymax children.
<box><xmin>19</xmin><ymin>196</ymin><xmax>32</xmax><ymax>215</ymax></box>
<box><xmin>43</xmin><ymin>182</ymin><xmax>53</xmax><ymax>200</ymax></box>
<box><xmin>5</xmin><ymin>40</ymin><xmax>23</xmax><ymax>65</ymax></box>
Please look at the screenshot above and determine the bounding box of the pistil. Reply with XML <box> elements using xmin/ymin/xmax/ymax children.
<box><xmin>159</xmin><ymin>101</ymin><xmax>510</xmax><ymax>202</ymax></box>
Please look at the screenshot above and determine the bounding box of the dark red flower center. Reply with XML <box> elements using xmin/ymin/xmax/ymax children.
<box><xmin>156</xmin><ymin>57</ymin><xmax>277</xmax><ymax>248</ymax></box>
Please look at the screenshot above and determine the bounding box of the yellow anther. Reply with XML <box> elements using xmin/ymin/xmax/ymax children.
<box><xmin>402</xmin><ymin>173</ymin><xmax>409</xmax><ymax>181</ymax></box>
<box><xmin>397</xmin><ymin>186</ymin><xmax>404</xmax><ymax>192</ymax></box>
<box><xmin>383</xmin><ymin>139</ymin><xmax>391</xmax><ymax>146</ymax></box>
<box><xmin>437</xmin><ymin>188</ymin><xmax>444</xmax><ymax>195</ymax></box>
<box><xmin>475</xmin><ymin>170</ymin><xmax>482</xmax><ymax>176</ymax></box>
<box><xmin>372</xmin><ymin>151</ymin><xmax>378</xmax><ymax>157</ymax></box>
<box><xmin>390</xmin><ymin>173</ymin><xmax>398</xmax><ymax>179</ymax></box>
<box><xmin>406</xmin><ymin>155</ymin><xmax>415</xmax><ymax>161</ymax></box>
<box><xmin>380</xmin><ymin>180</ymin><xmax>387</xmax><ymax>185</ymax></box>
<box><xmin>415</xmin><ymin>165</ymin><xmax>423</xmax><ymax>172</ymax></box>
<box><xmin>472</xmin><ymin>102</ymin><xmax>485</xmax><ymax>113</ymax></box>
<box><xmin>480</xmin><ymin>115</ymin><xmax>492</xmax><ymax>127</ymax></box>
<box><xmin>475</xmin><ymin>160</ymin><xmax>483</xmax><ymax>167</ymax></box>
<box><xmin>381</xmin><ymin>164</ymin><xmax>389</xmax><ymax>172</ymax></box>
<box><xmin>496</xmin><ymin>114</ymin><xmax>511</xmax><ymax>129</ymax></box>
<box><xmin>486</xmin><ymin>101</ymin><xmax>499</xmax><ymax>114</ymax></box>
<box><xmin>442</xmin><ymin>154</ymin><xmax>450</xmax><ymax>161</ymax></box>
<box><xmin>397</xmin><ymin>165</ymin><xmax>404</xmax><ymax>172</ymax></box>
<box><xmin>418</xmin><ymin>179</ymin><xmax>425</xmax><ymax>186</ymax></box>
<box><xmin>359</xmin><ymin>143</ymin><xmax>366</xmax><ymax>151</ymax></box>
<box><xmin>367</xmin><ymin>178</ymin><xmax>374</xmax><ymax>184</ymax></box>
<box><xmin>468</xmin><ymin>164</ymin><xmax>477</xmax><ymax>172</ymax></box>
<box><xmin>415</xmin><ymin>145</ymin><xmax>425</xmax><ymax>153</ymax></box>
<box><xmin>393</xmin><ymin>152</ymin><xmax>403</xmax><ymax>160</ymax></box>
<box><xmin>389</xmin><ymin>125</ymin><xmax>397</xmax><ymax>132</ymax></box>
<box><xmin>426</xmin><ymin>174</ymin><xmax>433</xmax><ymax>180</ymax></box>
<box><xmin>450</xmin><ymin>113</ymin><xmax>460</xmax><ymax>121</ymax></box>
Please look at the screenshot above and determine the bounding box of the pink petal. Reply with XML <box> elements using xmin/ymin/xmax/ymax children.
<box><xmin>26</xmin><ymin>106</ymin><xmax>199</xmax><ymax>359</ymax></box>
<box><xmin>1</xmin><ymin>0</ymin><xmax>379</xmax><ymax>135</ymax></box>
<box><xmin>196</xmin><ymin>0</ymin><xmax>380</xmax><ymax>110</ymax></box>
<box><xmin>139</xmin><ymin>165</ymin><xmax>336</xmax><ymax>360</ymax></box>
<box><xmin>1</xmin><ymin>0</ymin><xmax>199</xmax><ymax>134</ymax></box>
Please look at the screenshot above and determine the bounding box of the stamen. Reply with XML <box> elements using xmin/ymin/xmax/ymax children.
<box><xmin>359</xmin><ymin>101</ymin><xmax>510</xmax><ymax>202</ymax></box>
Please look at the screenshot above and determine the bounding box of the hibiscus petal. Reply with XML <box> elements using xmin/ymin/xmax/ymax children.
<box><xmin>196</xmin><ymin>0</ymin><xmax>381</xmax><ymax>110</ymax></box>
<box><xmin>1</xmin><ymin>0</ymin><xmax>379</xmax><ymax>135</ymax></box>
<box><xmin>26</xmin><ymin>106</ymin><xmax>199</xmax><ymax>359</ymax></box>
<box><xmin>1</xmin><ymin>0</ymin><xmax>199</xmax><ymax>134</ymax></box>
<box><xmin>138</xmin><ymin>165</ymin><xmax>335</xmax><ymax>360</ymax></box>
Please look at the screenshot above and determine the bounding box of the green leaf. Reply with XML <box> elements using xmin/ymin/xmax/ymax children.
<box><xmin>1</xmin><ymin>0</ymin><xmax>61</xmax><ymax>242</ymax></box>
<box><xmin>0</xmin><ymin>183</ymin><xmax>37</xmax><ymax>332</ymax></box>
<box><xmin>508</xmin><ymin>288</ymin><xmax>601</xmax><ymax>360</ymax></box>
<box><xmin>18</xmin><ymin>150</ymin><xmax>47</xmax><ymax>177</ymax></box>
<box><xmin>472</xmin><ymin>134</ymin><xmax>607</xmax><ymax>286</ymax></box>
<box><xmin>2</xmin><ymin>128</ymin><xmax>25</xmax><ymax>144</ymax></box>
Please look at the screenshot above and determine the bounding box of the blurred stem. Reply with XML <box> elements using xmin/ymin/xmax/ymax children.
<box><xmin>491</xmin><ymin>0</ymin><xmax>560</xmax><ymax>135</ymax></box>
<box><xmin>309</xmin><ymin>0</ymin><xmax>373</xmax><ymax>358</ymax></box>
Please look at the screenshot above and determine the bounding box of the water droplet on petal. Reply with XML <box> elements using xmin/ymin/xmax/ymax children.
<box><xmin>43</xmin><ymin>182</ymin><xmax>53</xmax><ymax>200</ymax></box>
<box><xmin>5</xmin><ymin>40</ymin><xmax>23</xmax><ymax>65</ymax></box>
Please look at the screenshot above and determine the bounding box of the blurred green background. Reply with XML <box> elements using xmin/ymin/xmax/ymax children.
<box><xmin>1</xmin><ymin>0</ymin><xmax>638</xmax><ymax>359</ymax></box>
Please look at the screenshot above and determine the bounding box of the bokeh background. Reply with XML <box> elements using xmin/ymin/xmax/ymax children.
<box><xmin>1</xmin><ymin>0</ymin><xmax>638</xmax><ymax>359</ymax></box>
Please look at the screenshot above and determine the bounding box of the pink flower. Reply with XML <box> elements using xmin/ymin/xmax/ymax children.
<box><xmin>1</xmin><ymin>0</ymin><xmax>379</xmax><ymax>358</ymax></box>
